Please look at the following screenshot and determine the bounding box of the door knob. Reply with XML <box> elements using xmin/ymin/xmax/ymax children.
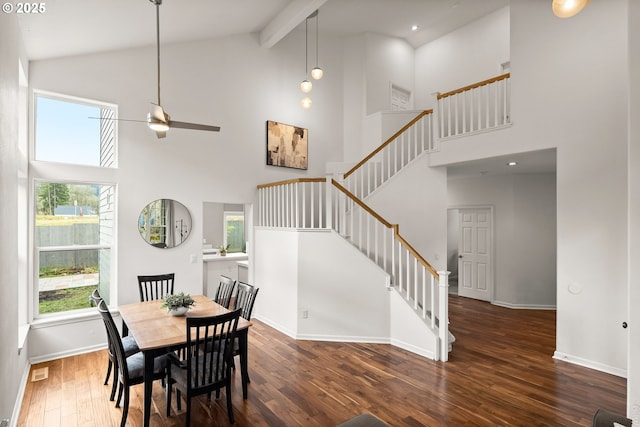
<box><xmin>458</xmin><ymin>255</ymin><xmax>463</xmax><ymax>258</ymax></box>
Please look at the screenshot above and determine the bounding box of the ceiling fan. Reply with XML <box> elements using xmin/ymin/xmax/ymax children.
<box><xmin>95</xmin><ymin>0</ymin><xmax>220</xmax><ymax>138</ymax></box>
<box><xmin>145</xmin><ymin>0</ymin><xmax>220</xmax><ymax>138</ymax></box>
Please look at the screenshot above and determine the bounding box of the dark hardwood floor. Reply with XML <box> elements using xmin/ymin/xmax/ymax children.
<box><xmin>18</xmin><ymin>295</ymin><xmax>626</xmax><ymax>426</ymax></box>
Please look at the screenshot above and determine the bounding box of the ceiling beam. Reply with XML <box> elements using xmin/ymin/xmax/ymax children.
<box><xmin>259</xmin><ymin>0</ymin><xmax>328</xmax><ymax>48</ymax></box>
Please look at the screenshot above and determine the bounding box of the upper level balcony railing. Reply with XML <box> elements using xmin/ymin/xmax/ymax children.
<box><xmin>436</xmin><ymin>73</ymin><xmax>511</xmax><ymax>139</ymax></box>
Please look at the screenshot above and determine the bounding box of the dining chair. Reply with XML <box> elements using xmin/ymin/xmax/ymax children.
<box><xmin>229</xmin><ymin>281</ymin><xmax>259</xmax><ymax>376</ymax></box>
<box><xmin>91</xmin><ymin>289</ymin><xmax>140</xmax><ymax>401</ymax></box>
<box><xmin>165</xmin><ymin>309</ymin><xmax>242</xmax><ymax>427</ymax></box>
<box><xmin>232</xmin><ymin>281</ymin><xmax>259</xmax><ymax>321</ymax></box>
<box><xmin>214</xmin><ymin>275</ymin><xmax>236</xmax><ymax>308</ymax></box>
<box><xmin>97</xmin><ymin>299</ymin><xmax>169</xmax><ymax>427</ymax></box>
<box><xmin>137</xmin><ymin>273</ymin><xmax>175</xmax><ymax>302</ymax></box>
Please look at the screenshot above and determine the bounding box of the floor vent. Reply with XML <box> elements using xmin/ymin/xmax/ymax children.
<box><xmin>31</xmin><ymin>367</ymin><xmax>49</xmax><ymax>382</ymax></box>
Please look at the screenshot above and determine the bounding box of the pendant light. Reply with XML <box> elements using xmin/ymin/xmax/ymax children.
<box><xmin>552</xmin><ymin>0</ymin><xmax>590</xmax><ymax>18</ymax></box>
<box><xmin>301</xmin><ymin>97</ymin><xmax>312</xmax><ymax>109</ymax></box>
<box><xmin>300</xmin><ymin>16</ymin><xmax>312</xmax><ymax>94</ymax></box>
<box><xmin>310</xmin><ymin>10</ymin><xmax>323</xmax><ymax>80</ymax></box>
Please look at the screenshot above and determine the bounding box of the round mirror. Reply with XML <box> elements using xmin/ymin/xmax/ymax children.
<box><xmin>138</xmin><ymin>199</ymin><xmax>192</xmax><ymax>248</ymax></box>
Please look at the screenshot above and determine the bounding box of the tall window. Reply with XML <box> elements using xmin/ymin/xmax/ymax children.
<box><xmin>35</xmin><ymin>182</ymin><xmax>114</xmax><ymax>314</ymax></box>
<box><xmin>32</xmin><ymin>91</ymin><xmax>117</xmax><ymax>317</ymax></box>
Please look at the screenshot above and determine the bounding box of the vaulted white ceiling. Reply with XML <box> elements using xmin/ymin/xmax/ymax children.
<box><xmin>17</xmin><ymin>0</ymin><xmax>508</xmax><ymax>60</ymax></box>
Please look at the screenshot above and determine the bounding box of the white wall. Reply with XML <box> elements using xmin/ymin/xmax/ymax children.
<box><xmin>366</xmin><ymin>155</ymin><xmax>448</xmax><ymax>272</ymax></box>
<box><xmin>627</xmin><ymin>0</ymin><xmax>640</xmax><ymax>420</ymax></box>
<box><xmin>0</xmin><ymin>11</ymin><xmax>30</xmax><ymax>425</ymax></box>
<box><xmin>448</xmin><ymin>173</ymin><xmax>557</xmax><ymax>308</ymax></box>
<box><xmin>296</xmin><ymin>231</ymin><xmax>390</xmax><ymax>340</ymax></box>
<box><xmin>414</xmin><ymin>6</ymin><xmax>510</xmax><ymax>110</ymax></box>
<box><xmin>364</xmin><ymin>33</ymin><xmax>415</xmax><ymax>115</ymax></box>
<box><xmin>253</xmin><ymin>228</ymin><xmax>299</xmax><ymax>337</ymax></box>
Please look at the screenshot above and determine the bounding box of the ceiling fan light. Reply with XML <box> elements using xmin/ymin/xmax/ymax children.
<box><xmin>311</xmin><ymin>67</ymin><xmax>323</xmax><ymax>80</ymax></box>
<box><xmin>148</xmin><ymin>122</ymin><xmax>169</xmax><ymax>132</ymax></box>
<box><xmin>147</xmin><ymin>114</ymin><xmax>169</xmax><ymax>131</ymax></box>
<box><xmin>552</xmin><ymin>0</ymin><xmax>590</xmax><ymax>18</ymax></box>
<box><xmin>301</xmin><ymin>97</ymin><xmax>312</xmax><ymax>109</ymax></box>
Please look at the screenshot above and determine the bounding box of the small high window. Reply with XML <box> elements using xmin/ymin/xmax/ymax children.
<box><xmin>34</xmin><ymin>93</ymin><xmax>116</xmax><ymax>167</ymax></box>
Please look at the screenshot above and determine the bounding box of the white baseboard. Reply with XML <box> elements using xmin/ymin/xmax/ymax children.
<box><xmin>493</xmin><ymin>300</ymin><xmax>557</xmax><ymax>310</ymax></box>
<box><xmin>9</xmin><ymin>361</ymin><xmax>31</xmax><ymax>427</ymax></box>
<box><xmin>29</xmin><ymin>343</ymin><xmax>107</xmax><ymax>365</ymax></box>
<box><xmin>553</xmin><ymin>351</ymin><xmax>627</xmax><ymax>378</ymax></box>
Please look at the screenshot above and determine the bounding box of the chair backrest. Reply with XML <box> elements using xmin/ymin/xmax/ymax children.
<box><xmin>97</xmin><ymin>299</ymin><xmax>131</xmax><ymax>385</ymax></box>
<box><xmin>232</xmin><ymin>281</ymin><xmax>259</xmax><ymax>320</ymax></box>
<box><xmin>137</xmin><ymin>273</ymin><xmax>175</xmax><ymax>302</ymax></box>
<box><xmin>214</xmin><ymin>275</ymin><xmax>236</xmax><ymax>308</ymax></box>
<box><xmin>185</xmin><ymin>309</ymin><xmax>241</xmax><ymax>394</ymax></box>
<box><xmin>90</xmin><ymin>288</ymin><xmax>102</xmax><ymax>306</ymax></box>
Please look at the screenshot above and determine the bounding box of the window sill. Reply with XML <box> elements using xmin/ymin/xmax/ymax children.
<box><xmin>30</xmin><ymin>308</ymin><xmax>120</xmax><ymax>329</ymax></box>
<box><xmin>18</xmin><ymin>324</ymin><xmax>30</xmax><ymax>354</ymax></box>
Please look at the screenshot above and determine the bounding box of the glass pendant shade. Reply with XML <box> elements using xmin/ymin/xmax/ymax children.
<box><xmin>300</xmin><ymin>79</ymin><xmax>313</xmax><ymax>93</ymax></box>
<box><xmin>552</xmin><ymin>0</ymin><xmax>590</xmax><ymax>18</ymax></box>
<box><xmin>301</xmin><ymin>97</ymin><xmax>312</xmax><ymax>109</ymax></box>
<box><xmin>311</xmin><ymin>67</ymin><xmax>323</xmax><ymax>80</ymax></box>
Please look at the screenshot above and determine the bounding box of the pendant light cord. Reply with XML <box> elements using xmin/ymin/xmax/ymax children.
<box><xmin>315</xmin><ymin>12</ymin><xmax>319</xmax><ymax>68</ymax></box>
<box><xmin>305</xmin><ymin>17</ymin><xmax>309</xmax><ymax>76</ymax></box>
<box><xmin>155</xmin><ymin>0</ymin><xmax>161</xmax><ymax>106</ymax></box>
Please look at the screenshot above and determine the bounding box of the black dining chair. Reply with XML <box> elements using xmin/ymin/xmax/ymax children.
<box><xmin>232</xmin><ymin>281</ymin><xmax>259</xmax><ymax>321</ymax></box>
<box><xmin>214</xmin><ymin>275</ymin><xmax>236</xmax><ymax>308</ymax></box>
<box><xmin>91</xmin><ymin>289</ymin><xmax>140</xmax><ymax>401</ymax></box>
<box><xmin>97</xmin><ymin>299</ymin><xmax>169</xmax><ymax>427</ymax></box>
<box><xmin>137</xmin><ymin>273</ymin><xmax>175</xmax><ymax>302</ymax></box>
<box><xmin>229</xmin><ymin>281</ymin><xmax>259</xmax><ymax>375</ymax></box>
<box><xmin>165</xmin><ymin>309</ymin><xmax>242</xmax><ymax>426</ymax></box>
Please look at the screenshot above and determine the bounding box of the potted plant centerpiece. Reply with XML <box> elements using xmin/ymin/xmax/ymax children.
<box><xmin>161</xmin><ymin>292</ymin><xmax>195</xmax><ymax>316</ymax></box>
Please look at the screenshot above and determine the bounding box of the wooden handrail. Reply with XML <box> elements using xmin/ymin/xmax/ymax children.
<box><xmin>331</xmin><ymin>179</ymin><xmax>438</xmax><ymax>279</ymax></box>
<box><xmin>394</xmin><ymin>231</ymin><xmax>439</xmax><ymax>279</ymax></box>
<box><xmin>437</xmin><ymin>73</ymin><xmax>510</xmax><ymax>100</ymax></box>
<box><xmin>343</xmin><ymin>110</ymin><xmax>433</xmax><ymax>179</ymax></box>
<box><xmin>331</xmin><ymin>179</ymin><xmax>392</xmax><ymax>227</ymax></box>
<box><xmin>257</xmin><ymin>177</ymin><xmax>326</xmax><ymax>190</ymax></box>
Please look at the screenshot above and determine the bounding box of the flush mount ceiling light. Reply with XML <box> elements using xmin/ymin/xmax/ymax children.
<box><xmin>507</xmin><ymin>161</ymin><xmax>519</xmax><ymax>166</ymax></box>
<box><xmin>411</xmin><ymin>24</ymin><xmax>419</xmax><ymax>31</ymax></box>
<box><xmin>552</xmin><ymin>0</ymin><xmax>591</xmax><ymax>18</ymax></box>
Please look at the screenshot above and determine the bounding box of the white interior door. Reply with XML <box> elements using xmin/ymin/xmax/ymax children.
<box><xmin>458</xmin><ymin>208</ymin><xmax>492</xmax><ymax>301</ymax></box>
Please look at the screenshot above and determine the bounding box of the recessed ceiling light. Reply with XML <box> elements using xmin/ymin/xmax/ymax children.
<box><xmin>507</xmin><ymin>161</ymin><xmax>518</xmax><ymax>166</ymax></box>
<box><xmin>411</xmin><ymin>25</ymin><xmax>419</xmax><ymax>31</ymax></box>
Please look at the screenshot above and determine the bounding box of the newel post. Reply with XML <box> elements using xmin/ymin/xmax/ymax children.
<box><xmin>431</xmin><ymin>92</ymin><xmax>441</xmax><ymax>145</ymax></box>
<box><xmin>438</xmin><ymin>270</ymin><xmax>450</xmax><ymax>362</ymax></box>
<box><xmin>325</xmin><ymin>175</ymin><xmax>333</xmax><ymax>230</ymax></box>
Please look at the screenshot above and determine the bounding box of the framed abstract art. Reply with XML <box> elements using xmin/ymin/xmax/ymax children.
<box><xmin>266</xmin><ymin>120</ymin><xmax>308</xmax><ymax>170</ymax></box>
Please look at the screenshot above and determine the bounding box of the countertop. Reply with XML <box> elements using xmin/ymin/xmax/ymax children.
<box><xmin>203</xmin><ymin>252</ymin><xmax>248</xmax><ymax>262</ymax></box>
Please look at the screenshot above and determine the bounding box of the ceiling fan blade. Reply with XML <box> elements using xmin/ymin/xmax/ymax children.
<box><xmin>168</xmin><ymin>120</ymin><xmax>221</xmax><ymax>132</ymax></box>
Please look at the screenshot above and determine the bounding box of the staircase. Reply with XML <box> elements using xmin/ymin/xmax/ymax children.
<box><xmin>255</xmin><ymin>73</ymin><xmax>511</xmax><ymax>362</ymax></box>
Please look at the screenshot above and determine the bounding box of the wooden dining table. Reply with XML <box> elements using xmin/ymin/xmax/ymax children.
<box><xmin>118</xmin><ymin>294</ymin><xmax>252</xmax><ymax>427</ymax></box>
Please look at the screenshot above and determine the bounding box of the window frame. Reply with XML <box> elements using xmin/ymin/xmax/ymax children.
<box><xmin>29</xmin><ymin>90</ymin><xmax>118</xmax><ymax>321</ymax></box>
